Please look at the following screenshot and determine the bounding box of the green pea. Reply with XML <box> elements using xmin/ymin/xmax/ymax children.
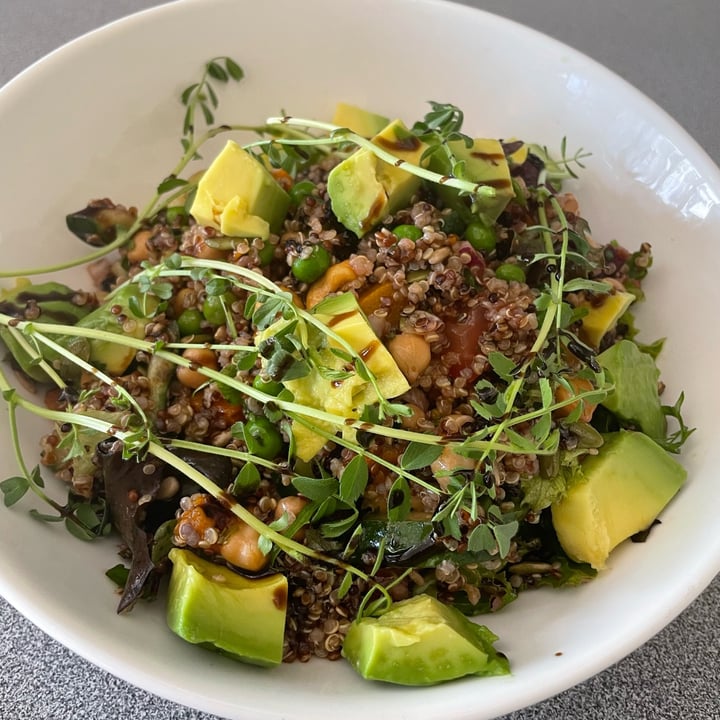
<box><xmin>252</xmin><ymin>374</ymin><xmax>283</xmax><ymax>396</ymax></box>
<box><xmin>393</xmin><ymin>224</ymin><xmax>423</xmax><ymax>241</ymax></box>
<box><xmin>177</xmin><ymin>308</ymin><xmax>203</xmax><ymax>336</ymax></box>
<box><xmin>289</xmin><ymin>180</ymin><xmax>316</xmax><ymax>207</ymax></box>
<box><xmin>202</xmin><ymin>292</ymin><xmax>234</xmax><ymax>326</ymax></box>
<box><xmin>291</xmin><ymin>245</ymin><xmax>331</xmax><ymax>283</ymax></box>
<box><xmin>465</xmin><ymin>221</ymin><xmax>497</xmax><ymax>252</ymax></box>
<box><xmin>243</xmin><ymin>415</ymin><xmax>283</xmax><ymax>459</ymax></box>
<box><xmin>165</xmin><ymin>206</ymin><xmax>188</xmax><ymax>225</ymax></box>
<box><xmin>495</xmin><ymin>263</ymin><xmax>526</xmax><ymax>283</ymax></box>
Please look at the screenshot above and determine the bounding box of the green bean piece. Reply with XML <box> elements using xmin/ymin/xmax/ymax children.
<box><xmin>165</xmin><ymin>206</ymin><xmax>188</xmax><ymax>224</ymax></box>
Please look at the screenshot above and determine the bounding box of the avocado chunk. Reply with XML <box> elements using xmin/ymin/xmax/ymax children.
<box><xmin>342</xmin><ymin>594</ymin><xmax>509</xmax><ymax>685</ymax></box>
<box><xmin>579</xmin><ymin>290</ymin><xmax>635</xmax><ymax>348</ymax></box>
<box><xmin>551</xmin><ymin>431</ymin><xmax>686</xmax><ymax>569</ymax></box>
<box><xmin>166</xmin><ymin>548</ymin><xmax>287</xmax><ymax>667</ymax></box>
<box><xmin>327</xmin><ymin>119</ymin><xmax>429</xmax><ymax>236</ymax></box>
<box><xmin>428</xmin><ymin>138</ymin><xmax>514</xmax><ymax>224</ymax></box>
<box><xmin>76</xmin><ymin>283</ymin><xmax>157</xmax><ymax>376</ymax></box>
<box><xmin>598</xmin><ymin>339</ymin><xmax>666</xmax><ymax>441</ymax></box>
<box><xmin>332</xmin><ymin>102</ymin><xmax>390</xmax><ymax>138</ymax></box>
<box><xmin>190</xmin><ymin>140</ymin><xmax>290</xmax><ymax>240</ymax></box>
<box><xmin>267</xmin><ymin>293</ymin><xmax>409</xmax><ymax>461</ymax></box>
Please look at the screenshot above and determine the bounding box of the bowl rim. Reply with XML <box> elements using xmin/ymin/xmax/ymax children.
<box><xmin>1</xmin><ymin>1</ymin><xmax>719</xmax><ymax>719</ymax></box>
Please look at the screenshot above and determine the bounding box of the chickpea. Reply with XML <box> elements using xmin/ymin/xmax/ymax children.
<box><xmin>274</xmin><ymin>495</ymin><xmax>309</xmax><ymax>522</ymax></box>
<box><xmin>557</xmin><ymin>192</ymin><xmax>579</xmax><ymax>215</ymax></box>
<box><xmin>554</xmin><ymin>376</ymin><xmax>597</xmax><ymax>423</ymax></box>
<box><xmin>430</xmin><ymin>446</ymin><xmax>476</xmax><ymax>491</ymax></box>
<box><xmin>400</xmin><ymin>403</ymin><xmax>426</xmax><ymax>430</ymax></box>
<box><xmin>176</xmin><ymin>347</ymin><xmax>218</xmax><ymax>389</ymax></box>
<box><xmin>305</xmin><ymin>259</ymin><xmax>357</xmax><ymax>308</ymax></box>
<box><xmin>126</xmin><ymin>229</ymin><xmax>152</xmax><ymax>264</ymax></box>
<box><xmin>188</xmin><ymin>232</ymin><xmax>227</xmax><ymax>260</ymax></box>
<box><xmin>387</xmin><ymin>333</ymin><xmax>431</xmax><ymax>383</ymax></box>
<box><xmin>219</xmin><ymin>521</ymin><xmax>268</xmax><ymax>572</ymax></box>
<box><xmin>274</xmin><ymin>495</ymin><xmax>309</xmax><ymax>540</ymax></box>
<box><xmin>170</xmin><ymin>287</ymin><xmax>198</xmax><ymax>317</ymax></box>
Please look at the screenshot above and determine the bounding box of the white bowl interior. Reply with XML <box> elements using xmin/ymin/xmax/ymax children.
<box><xmin>0</xmin><ymin>1</ymin><xmax>718</xmax><ymax>718</ymax></box>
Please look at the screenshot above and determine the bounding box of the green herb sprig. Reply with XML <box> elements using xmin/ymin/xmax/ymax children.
<box><xmin>180</xmin><ymin>56</ymin><xmax>244</xmax><ymax>154</ymax></box>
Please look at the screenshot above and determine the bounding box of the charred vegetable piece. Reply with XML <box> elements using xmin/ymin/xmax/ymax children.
<box><xmin>98</xmin><ymin>439</ymin><xmax>233</xmax><ymax>612</ymax></box>
<box><xmin>167</xmin><ymin>548</ymin><xmax>287</xmax><ymax>667</ymax></box>
<box><xmin>342</xmin><ymin>594</ymin><xmax>509</xmax><ymax>685</ymax></box>
<box><xmin>359</xmin><ymin>519</ymin><xmax>437</xmax><ymax>563</ymax></box>
<box><xmin>0</xmin><ymin>280</ymin><xmax>93</xmax><ymax>381</ymax></box>
<box><xmin>99</xmin><ymin>438</ymin><xmax>164</xmax><ymax>612</ymax></box>
<box><xmin>66</xmin><ymin>198</ymin><xmax>137</xmax><ymax>246</ymax></box>
<box><xmin>48</xmin><ymin>408</ymin><xmax>125</xmax><ymax>498</ymax></box>
<box><xmin>146</xmin><ymin>355</ymin><xmax>175</xmax><ymax>422</ymax></box>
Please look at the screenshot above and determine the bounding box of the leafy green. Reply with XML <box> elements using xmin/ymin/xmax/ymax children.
<box><xmin>521</xmin><ymin>462</ymin><xmax>583</xmax><ymax>512</ymax></box>
<box><xmin>0</xmin><ymin>476</ymin><xmax>29</xmax><ymax>507</ymax></box>
<box><xmin>400</xmin><ymin>442</ymin><xmax>442</xmax><ymax>471</ymax></box>
<box><xmin>598</xmin><ymin>340</ymin><xmax>666</xmax><ymax>441</ymax></box>
<box><xmin>179</xmin><ymin>56</ymin><xmax>245</xmax><ymax>153</ymax></box>
<box><xmin>339</xmin><ymin>455</ymin><xmax>369</xmax><ymax>505</ymax></box>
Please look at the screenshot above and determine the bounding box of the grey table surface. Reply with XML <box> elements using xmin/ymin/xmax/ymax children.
<box><xmin>1</xmin><ymin>0</ymin><xmax>718</xmax><ymax>718</ymax></box>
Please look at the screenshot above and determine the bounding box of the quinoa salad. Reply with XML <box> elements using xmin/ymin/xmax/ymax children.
<box><xmin>0</xmin><ymin>59</ymin><xmax>691</xmax><ymax>685</ymax></box>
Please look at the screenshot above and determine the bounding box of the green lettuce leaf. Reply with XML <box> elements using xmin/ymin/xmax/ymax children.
<box><xmin>598</xmin><ymin>340</ymin><xmax>666</xmax><ymax>441</ymax></box>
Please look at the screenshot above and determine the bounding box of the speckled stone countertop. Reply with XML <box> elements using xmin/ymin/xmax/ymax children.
<box><xmin>1</xmin><ymin>1</ymin><xmax>718</xmax><ymax>719</ymax></box>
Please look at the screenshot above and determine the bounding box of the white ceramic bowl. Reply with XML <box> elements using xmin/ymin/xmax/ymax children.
<box><xmin>1</xmin><ymin>1</ymin><xmax>718</xmax><ymax>719</ymax></box>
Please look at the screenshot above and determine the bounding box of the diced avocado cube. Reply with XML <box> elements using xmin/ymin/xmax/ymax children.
<box><xmin>505</xmin><ymin>140</ymin><xmax>529</xmax><ymax>167</ymax></box>
<box><xmin>332</xmin><ymin>102</ymin><xmax>390</xmax><ymax>138</ymax></box>
<box><xmin>327</xmin><ymin>120</ymin><xmax>429</xmax><ymax>236</ymax></box>
<box><xmin>579</xmin><ymin>290</ymin><xmax>635</xmax><ymax>348</ymax></box>
<box><xmin>428</xmin><ymin>138</ymin><xmax>514</xmax><ymax>224</ymax></box>
<box><xmin>257</xmin><ymin>293</ymin><xmax>410</xmax><ymax>461</ymax></box>
<box><xmin>77</xmin><ymin>283</ymin><xmax>157</xmax><ymax>376</ymax></box>
<box><xmin>190</xmin><ymin>140</ymin><xmax>290</xmax><ymax>240</ymax></box>
<box><xmin>289</xmin><ymin>295</ymin><xmax>408</xmax><ymax>460</ymax></box>
<box><xmin>166</xmin><ymin>548</ymin><xmax>287</xmax><ymax>667</ymax></box>
<box><xmin>342</xmin><ymin>594</ymin><xmax>510</xmax><ymax>685</ymax></box>
<box><xmin>312</xmin><ymin>297</ymin><xmax>410</xmax><ymax>401</ymax></box>
<box><xmin>551</xmin><ymin>431</ymin><xmax>686</xmax><ymax>569</ymax></box>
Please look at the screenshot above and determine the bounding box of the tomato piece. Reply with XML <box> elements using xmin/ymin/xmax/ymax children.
<box><xmin>444</xmin><ymin>303</ymin><xmax>491</xmax><ymax>379</ymax></box>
